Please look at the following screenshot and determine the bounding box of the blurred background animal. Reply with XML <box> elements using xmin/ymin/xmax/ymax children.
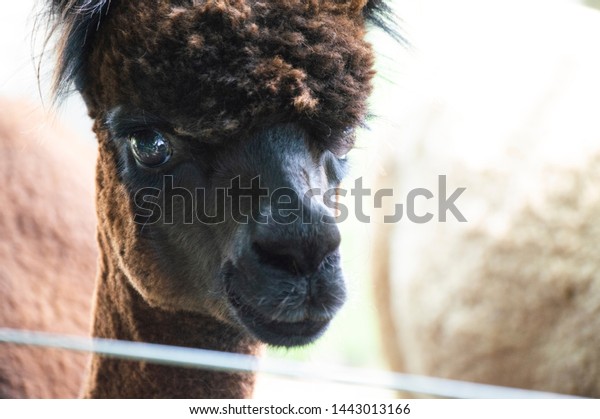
<box><xmin>371</xmin><ymin>0</ymin><xmax>600</xmax><ymax>397</ymax></box>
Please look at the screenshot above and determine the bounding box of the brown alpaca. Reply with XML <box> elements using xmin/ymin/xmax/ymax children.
<box><xmin>0</xmin><ymin>99</ymin><xmax>97</xmax><ymax>398</ymax></box>
<box><xmin>1</xmin><ymin>0</ymin><xmax>396</xmax><ymax>398</ymax></box>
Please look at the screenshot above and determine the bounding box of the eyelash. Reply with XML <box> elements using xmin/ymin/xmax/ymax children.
<box><xmin>105</xmin><ymin>107</ymin><xmax>171</xmax><ymax>139</ymax></box>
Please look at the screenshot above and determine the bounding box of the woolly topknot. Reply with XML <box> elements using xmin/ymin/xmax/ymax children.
<box><xmin>48</xmin><ymin>0</ymin><xmax>400</xmax><ymax>100</ymax></box>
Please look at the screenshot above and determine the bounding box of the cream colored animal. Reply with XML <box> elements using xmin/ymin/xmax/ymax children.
<box><xmin>372</xmin><ymin>0</ymin><xmax>600</xmax><ymax>396</ymax></box>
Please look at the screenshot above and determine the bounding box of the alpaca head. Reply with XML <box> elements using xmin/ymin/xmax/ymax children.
<box><xmin>49</xmin><ymin>0</ymin><xmax>393</xmax><ymax>347</ymax></box>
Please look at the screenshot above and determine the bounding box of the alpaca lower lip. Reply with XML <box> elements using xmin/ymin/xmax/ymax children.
<box><xmin>227</xmin><ymin>290</ymin><xmax>330</xmax><ymax>347</ymax></box>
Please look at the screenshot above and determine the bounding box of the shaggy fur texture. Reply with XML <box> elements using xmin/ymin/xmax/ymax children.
<box><xmin>79</xmin><ymin>0</ymin><xmax>376</xmax><ymax>149</ymax></box>
<box><xmin>372</xmin><ymin>0</ymin><xmax>600</xmax><ymax>397</ymax></box>
<box><xmin>0</xmin><ymin>0</ymin><xmax>393</xmax><ymax>398</ymax></box>
<box><xmin>0</xmin><ymin>99</ymin><xmax>97</xmax><ymax>398</ymax></box>
<box><xmin>84</xmin><ymin>258</ymin><xmax>257</xmax><ymax>397</ymax></box>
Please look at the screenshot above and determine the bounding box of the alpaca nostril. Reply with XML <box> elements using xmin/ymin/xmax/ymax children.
<box><xmin>251</xmin><ymin>224</ymin><xmax>341</xmax><ymax>275</ymax></box>
<box><xmin>252</xmin><ymin>241</ymin><xmax>302</xmax><ymax>275</ymax></box>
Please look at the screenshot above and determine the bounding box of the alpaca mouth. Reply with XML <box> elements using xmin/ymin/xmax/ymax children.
<box><xmin>227</xmin><ymin>289</ymin><xmax>330</xmax><ymax>347</ymax></box>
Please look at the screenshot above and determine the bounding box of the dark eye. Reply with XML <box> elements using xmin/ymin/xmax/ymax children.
<box><xmin>129</xmin><ymin>130</ymin><xmax>172</xmax><ymax>167</ymax></box>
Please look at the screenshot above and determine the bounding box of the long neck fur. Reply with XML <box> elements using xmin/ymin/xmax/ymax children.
<box><xmin>83</xmin><ymin>231</ymin><xmax>260</xmax><ymax>398</ymax></box>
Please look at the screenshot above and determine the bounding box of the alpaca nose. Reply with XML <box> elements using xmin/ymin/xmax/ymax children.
<box><xmin>251</xmin><ymin>214</ymin><xmax>341</xmax><ymax>275</ymax></box>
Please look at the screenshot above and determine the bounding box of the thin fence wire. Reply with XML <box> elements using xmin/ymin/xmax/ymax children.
<box><xmin>0</xmin><ymin>328</ymin><xmax>579</xmax><ymax>399</ymax></box>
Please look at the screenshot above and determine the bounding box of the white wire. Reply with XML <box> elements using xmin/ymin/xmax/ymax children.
<box><xmin>0</xmin><ymin>327</ymin><xmax>579</xmax><ymax>399</ymax></box>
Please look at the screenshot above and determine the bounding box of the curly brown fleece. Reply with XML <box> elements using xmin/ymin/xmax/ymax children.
<box><xmin>81</xmin><ymin>0</ymin><xmax>376</xmax><ymax>150</ymax></box>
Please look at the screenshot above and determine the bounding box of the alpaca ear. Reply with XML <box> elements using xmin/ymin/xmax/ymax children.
<box><xmin>49</xmin><ymin>0</ymin><xmax>112</xmax><ymax>98</ymax></box>
<box><xmin>361</xmin><ymin>0</ymin><xmax>404</xmax><ymax>43</ymax></box>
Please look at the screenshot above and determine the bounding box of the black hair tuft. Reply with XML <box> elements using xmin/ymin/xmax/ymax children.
<box><xmin>48</xmin><ymin>0</ymin><xmax>112</xmax><ymax>99</ymax></box>
<box><xmin>363</xmin><ymin>0</ymin><xmax>406</xmax><ymax>44</ymax></box>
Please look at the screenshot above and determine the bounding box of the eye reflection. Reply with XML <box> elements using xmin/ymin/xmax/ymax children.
<box><xmin>129</xmin><ymin>130</ymin><xmax>172</xmax><ymax>168</ymax></box>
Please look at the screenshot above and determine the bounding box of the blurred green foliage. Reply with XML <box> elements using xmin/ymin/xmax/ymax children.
<box><xmin>583</xmin><ymin>0</ymin><xmax>600</xmax><ymax>9</ymax></box>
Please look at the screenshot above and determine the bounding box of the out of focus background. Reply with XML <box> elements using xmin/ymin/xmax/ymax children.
<box><xmin>2</xmin><ymin>0</ymin><xmax>600</xmax><ymax>398</ymax></box>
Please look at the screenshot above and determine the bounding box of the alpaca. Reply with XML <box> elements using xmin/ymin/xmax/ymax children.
<box><xmin>0</xmin><ymin>99</ymin><xmax>97</xmax><ymax>398</ymax></box>
<box><xmin>0</xmin><ymin>0</ymin><xmax>395</xmax><ymax>398</ymax></box>
<box><xmin>371</xmin><ymin>0</ymin><xmax>600</xmax><ymax>397</ymax></box>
